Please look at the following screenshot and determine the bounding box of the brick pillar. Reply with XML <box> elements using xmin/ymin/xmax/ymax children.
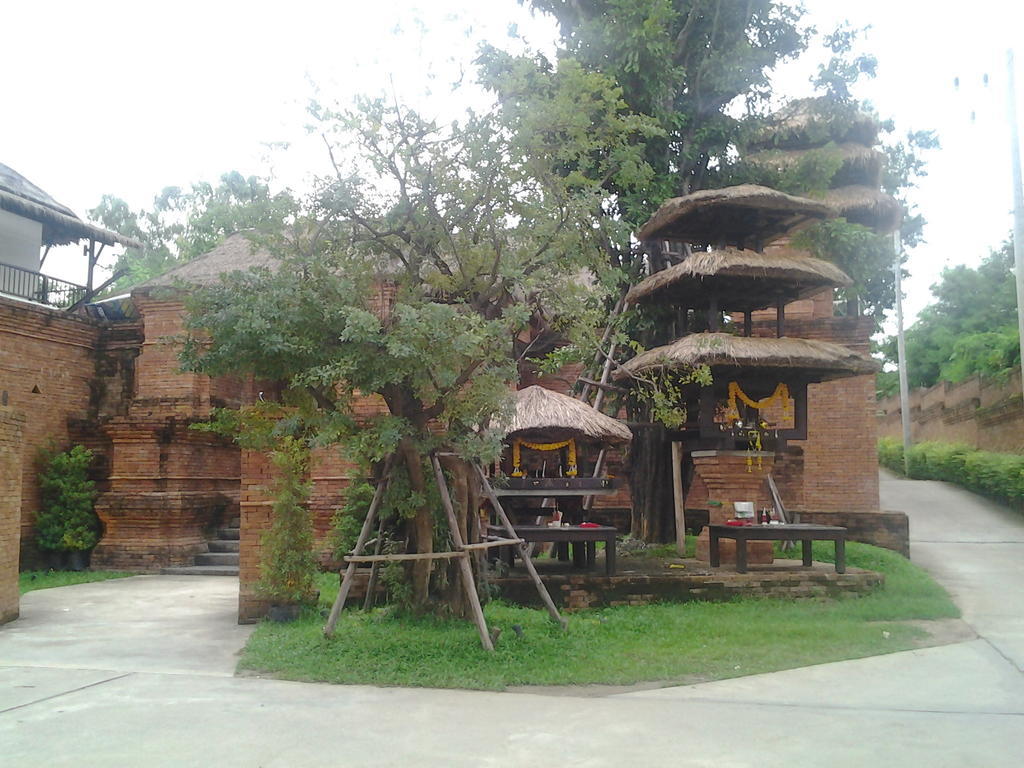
<box><xmin>238</xmin><ymin>450</ymin><xmax>274</xmax><ymax>623</ymax></box>
<box><xmin>690</xmin><ymin>451</ymin><xmax>775</xmax><ymax>565</ymax></box>
<box><xmin>1</xmin><ymin>406</ymin><xmax>26</xmax><ymax>624</ymax></box>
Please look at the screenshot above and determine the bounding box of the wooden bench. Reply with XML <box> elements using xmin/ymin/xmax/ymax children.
<box><xmin>493</xmin><ymin>524</ymin><xmax>617</xmax><ymax>575</ymax></box>
<box><xmin>708</xmin><ymin>523</ymin><xmax>847</xmax><ymax>574</ymax></box>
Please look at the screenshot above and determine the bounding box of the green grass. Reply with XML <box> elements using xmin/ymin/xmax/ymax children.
<box><xmin>239</xmin><ymin>541</ymin><xmax>959</xmax><ymax>690</ymax></box>
<box><xmin>19</xmin><ymin>570</ymin><xmax>135</xmax><ymax>595</ymax></box>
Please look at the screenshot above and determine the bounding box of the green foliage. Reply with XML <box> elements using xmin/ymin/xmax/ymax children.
<box><xmin>239</xmin><ymin>542</ymin><xmax>955</xmax><ymax>688</ymax></box>
<box><xmin>878</xmin><ymin>241</ymin><xmax>1020</xmax><ymax>389</ymax></box>
<box><xmin>19</xmin><ymin>570</ymin><xmax>133</xmax><ymax>595</ymax></box>
<box><xmin>256</xmin><ymin>438</ymin><xmax>318</xmax><ymax>605</ymax></box>
<box><xmin>792</xmin><ymin>218</ymin><xmax>895</xmax><ymax>317</ymax></box>
<box><xmin>89</xmin><ymin>172</ymin><xmax>298</xmax><ymax>292</ymax></box>
<box><xmin>34</xmin><ymin>445</ymin><xmax>99</xmax><ymax>553</ymax></box>
<box><xmin>877</xmin><ymin>436</ymin><xmax>905</xmax><ymax>474</ymax></box>
<box><xmin>879</xmin><ymin>439</ymin><xmax>1024</xmax><ymax>510</ymax></box>
<box><xmin>625</xmin><ymin>357</ymin><xmax>712</xmax><ymax>428</ymax></box>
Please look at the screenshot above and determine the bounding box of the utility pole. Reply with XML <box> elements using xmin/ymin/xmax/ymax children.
<box><xmin>893</xmin><ymin>231</ymin><xmax>913</xmax><ymax>472</ymax></box>
<box><xmin>1006</xmin><ymin>50</ymin><xmax>1024</xmax><ymax>396</ymax></box>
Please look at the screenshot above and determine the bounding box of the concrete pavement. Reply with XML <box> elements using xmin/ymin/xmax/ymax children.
<box><xmin>2</xmin><ymin>471</ymin><xmax>1022</xmax><ymax>766</ymax></box>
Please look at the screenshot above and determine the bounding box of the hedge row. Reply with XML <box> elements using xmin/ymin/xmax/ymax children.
<box><xmin>878</xmin><ymin>437</ymin><xmax>1024</xmax><ymax>509</ymax></box>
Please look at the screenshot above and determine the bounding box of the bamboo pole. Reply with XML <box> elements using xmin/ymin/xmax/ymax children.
<box><xmin>671</xmin><ymin>441</ymin><xmax>686</xmax><ymax>556</ymax></box>
<box><xmin>362</xmin><ymin>515</ymin><xmax>387</xmax><ymax>610</ymax></box>
<box><xmin>430</xmin><ymin>454</ymin><xmax>494</xmax><ymax>652</ymax></box>
<box><xmin>324</xmin><ymin>454</ymin><xmax>394</xmax><ymax>638</ymax></box>
<box><xmin>474</xmin><ymin>464</ymin><xmax>567</xmax><ymax>629</ymax></box>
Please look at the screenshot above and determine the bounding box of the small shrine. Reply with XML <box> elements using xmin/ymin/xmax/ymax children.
<box><xmin>616</xmin><ymin>183</ymin><xmax>878</xmax><ymax>564</ymax></box>
<box><xmin>494</xmin><ymin>385</ymin><xmax>632</xmax><ymax>524</ymax></box>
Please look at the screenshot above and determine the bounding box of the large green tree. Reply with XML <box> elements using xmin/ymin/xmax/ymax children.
<box><xmin>182</xmin><ymin>68</ymin><xmax>656</xmax><ymax>610</ymax></box>
<box><xmin>878</xmin><ymin>241</ymin><xmax>1021</xmax><ymax>394</ymax></box>
<box><xmin>89</xmin><ymin>171</ymin><xmax>296</xmax><ymax>291</ymax></box>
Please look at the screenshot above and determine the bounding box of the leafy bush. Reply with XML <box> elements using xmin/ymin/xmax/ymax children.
<box><xmin>257</xmin><ymin>438</ymin><xmax>318</xmax><ymax>605</ymax></box>
<box><xmin>880</xmin><ymin>439</ymin><xmax>1024</xmax><ymax>509</ymax></box>
<box><xmin>877</xmin><ymin>437</ymin><xmax>904</xmax><ymax>474</ymax></box>
<box><xmin>35</xmin><ymin>445</ymin><xmax>100</xmax><ymax>552</ymax></box>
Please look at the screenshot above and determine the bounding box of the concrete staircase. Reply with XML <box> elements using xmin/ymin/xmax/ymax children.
<box><xmin>161</xmin><ymin>518</ymin><xmax>240</xmax><ymax>576</ymax></box>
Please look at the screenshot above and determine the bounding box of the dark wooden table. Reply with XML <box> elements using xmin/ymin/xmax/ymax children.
<box><xmin>496</xmin><ymin>525</ymin><xmax>617</xmax><ymax>575</ymax></box>
<box><xmin>708</xmin><ymin>523</ymin><xmax>847</xmax><ymax>574</ymax></box>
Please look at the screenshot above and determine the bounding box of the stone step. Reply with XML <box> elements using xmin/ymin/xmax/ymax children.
<box><xmin>195</xmin><ymin>552</ymin><xmax>239</xmax><ymax>566</ymax></box>
<box><xmin>228</xmin><ymin>516</ymin><xmax>240</xmax><ymax>528</ymax></box>
<box><xmin>160</xmin><ymin>565</ymin><xmax>239</xmax><ymax>576</ymax></box>
<box><xmin>208</xmin><ymin>539</ymin><xmax>240</xmax><ymax>553</ymax></box>
<box><xmin>217</xmin><ymin>527</ymin><xmax>240</xmax><ymax>541</ymax></box>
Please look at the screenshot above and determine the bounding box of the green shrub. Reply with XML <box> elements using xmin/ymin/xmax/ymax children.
<box><xmin>877</xmin><ymin>437</ymin><xmax>904</xmax><ymax>474</ymax></box>
<box><xmin>35</xmin><ymin>445</ymin><xmax>100</xmax><ymax>552</ymax></box>
<box><xmin>881</xmin><ymin>439</ymin><xmax>1024</xmax><ymax>510</ymax></box>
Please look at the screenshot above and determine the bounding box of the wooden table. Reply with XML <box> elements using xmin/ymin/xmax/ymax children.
<box><xmin>496</xmin><ymin>525</ymin><xmax>617</xmax><ymax>575</ymax></box>
<box><xmin>708</xmin><ymin>523</ymin><xmax>847</xmax><ymax>574</ymax></box>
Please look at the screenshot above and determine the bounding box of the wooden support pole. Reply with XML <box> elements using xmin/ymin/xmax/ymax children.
<box><xmin>362</xmin><ymin>515</ymin><xmax>387</xmax><ymax>610</ymax></box>
<box><xmin>671</xmin><ymin>441</ymin><xmax>686</xmax><ymax>556</ymax></box>
<box><xmin>475</xmin><ymin>464</ymin><xmax>568</xmax><ymax>629</ymax></box>
<box><xmin>430</xmin><ymin>454</ymin><xmax>494</xmax><ymax>652</ymax></box>
<box><xmin>324</xmin><ymin>454</ymin><xmax>394</xmax><ymax>638</ymax></box>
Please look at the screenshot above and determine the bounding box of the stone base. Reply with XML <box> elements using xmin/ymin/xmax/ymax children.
<box><xmin>695</xmin><ymin>529</ymin><xmax>774</xmax><ymax>565</ymax></box>
<box><xmin>93</xmin><ymin>490</ymin><xmax>231</xmax><ymax>570</ymax></box>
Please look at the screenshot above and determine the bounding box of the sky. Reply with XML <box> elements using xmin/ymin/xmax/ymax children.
<box><xmin>3</xmin><ymin>0</ymin><xmax>1023</xmax><ymax>327</ymax></box>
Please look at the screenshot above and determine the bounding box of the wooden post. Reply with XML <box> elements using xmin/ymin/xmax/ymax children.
<box><xmin>430</xmin><ymin>454</ymin><xmax>494</xmax><ymax>652</ymax></box>
<box><xmin>671</xmin><ymin>441</ymin><xmax>686</xmax><ymax>556</ymax></box>
<box><xmin>362</xmin><ymin>514</ymin><xmax>387</xmax><ymax>610</ymax></box>
<box><xmin>324</xmin><ymin>454</ymin><xmax>394</xmax><ymax>638</ymax></box>
<box><xmin>474</xmin><ymin>464</ymin><xmax>567</xmax><ymax>629</ymax></box>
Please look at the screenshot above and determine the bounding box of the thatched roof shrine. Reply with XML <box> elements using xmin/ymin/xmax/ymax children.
<box><xmin>624</xmin><ymin>248</ymin><xmax>851</xmax><ymax>310</ymax></box>
<box><xmin>504</xmin><ymin>385</ymin><xmax>632</xmax><ymax>444</ymax></box>
<box><xmin>613</xmin><ymin>333</ymin><xmax>878</xmax><ymax>383</ymax></box>
<box><xmin>822</xmin><ymin>186</ymin><xmax>902</xmax><ymax>233</ymax></box>
<box><xmin>0</xmin><ymin>162</ymin><xmax>142</xmax><ymax>249</ymax></box>
<box><xmin>136</xmin><ymin>231</ymin><xmax>278</xmax><ymax>291</ymax></box>
<box><xmin>636</xmin><ymin>185</ymin><xmax>833</xmax><ymax>249</ymax></box>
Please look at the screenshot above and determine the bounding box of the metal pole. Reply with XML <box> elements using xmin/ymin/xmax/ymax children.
<box><xmin>893</xmin><ymin>231</ymin><xmax>913</xmax><ymax>472</ymax></box>
<box><xmin>1007</xmin><ymin>49</ymin><xmax>1024</xmax><ymax>401</ymax></box>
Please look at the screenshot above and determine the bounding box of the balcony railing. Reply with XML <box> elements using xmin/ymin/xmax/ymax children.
<box><xmin>0</xmin><ymin>261</ymin><xmax>86</xmax><ymax>309</ymax></box>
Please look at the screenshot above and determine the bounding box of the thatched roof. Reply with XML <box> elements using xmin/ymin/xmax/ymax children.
<box><xmin>823</xmin><ymin>186</ymin><xmax>902</xmax><ymax>233</ymax></box>
<box><xmin>748</xmin><ymin>98</ymin><xmax>880</xmax><ymax>150</ymax></box>
<box><xmin>613</xmin><ymin>332</ymin><xmax>878</xmax><ymax>383</ymax></box>
<box><xmin>0</xmin><ymin>162</ymin><xmax>142</xmax><ymax>249</ymax></box>
<box><xmin>625</xmin><ymin>248</ymin><xmax>851</xmax><ymax>309</ymax></box>
<box><xmin>745</xmin><ymin>143</ymin><xmax>885</xmax><ymax>188</ymax></box>
<box><xmin>637</xmin><ymin>185</ymin><xmax>833</xmax><ymax>249</ymax></box>
<box><xmin>135</xmin><ymin>231</ymin><xmax>278</xmax><ymax>291</ymax></box>
<box><xmin>504</xmin><ymin>385</ymin><xmax>632</xmax><ymax>444</ymax></box>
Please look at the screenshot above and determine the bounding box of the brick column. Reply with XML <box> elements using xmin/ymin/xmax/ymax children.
<box><xmin>690</xmin><ymin>451</ymin><xmax>775</xmax><ymax>565</ymax></box>
<box><xmin>1</xmin><ymin>405</ymin><xmax>26</xmax><ymax>624</ymax></box>
<box><xmin>238</xmin><ymin>450</ymin><xmax>275</xmax><ymax>623</ymax></box>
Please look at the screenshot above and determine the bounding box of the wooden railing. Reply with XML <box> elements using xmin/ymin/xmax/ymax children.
<box><xmin>0</xmin><ymin>261</ymin><xmax>86</xmax><ymax>308</ymax></box>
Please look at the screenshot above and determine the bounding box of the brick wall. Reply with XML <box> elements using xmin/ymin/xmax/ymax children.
<box><xmin>1</xmin><ymin>406</ymin><xmax>25</xmax><ymax>623</ymax></box>
<box><xmin>877</xmin><ymin>370</ymin><xmax>1024</xmax><ymax>454</ymax></box>
<box><xmin>0</xmin><ymin>296</ymin><xmax>103</xmax><ymax>564</ymax></box>
<box><xmin>239</xmin><ymin>449</ymin><xmax>274</xmax><ymax>623</ymax></box>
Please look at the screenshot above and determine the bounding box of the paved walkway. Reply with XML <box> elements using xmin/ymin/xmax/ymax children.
<box><xmin>2</xmin><ymin>472</ymin><xmax>1022</xmax><ymax>766</ymax></box>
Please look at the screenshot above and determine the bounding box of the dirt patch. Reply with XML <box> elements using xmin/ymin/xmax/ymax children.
<box><xmin>902</xmin><ymin>617</ymin><xmax>977</xmax><ymax>648</ymax></box>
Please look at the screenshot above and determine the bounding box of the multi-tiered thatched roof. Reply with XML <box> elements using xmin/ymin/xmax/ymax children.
<box><xmin>636</xmin><ymin>184</ymin><xmax>833</xmax><ymax>249</ymax></box>
<box><xmin>624</xmin><ymin>248</ymin><xmax>851</xmax><ymax>309</ymax></box>
<box><xmin>613</xmin><ymin>333</ymin><xmax>878</xmax><ymax>383</ymax></box>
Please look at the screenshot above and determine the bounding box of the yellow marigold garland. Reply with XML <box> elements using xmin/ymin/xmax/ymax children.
<box><xmin>511</xmin><ymin>438</ymin><xmax>578</xmax><ymax>477</ymax></box>
<box><xmin>725</xmin><ymin>381</ymin><xmax>792</xmax><ymax>423</ymax></box>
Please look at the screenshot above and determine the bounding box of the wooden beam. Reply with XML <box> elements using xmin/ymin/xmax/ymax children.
<box><xmin>345</xmin><ymin>551</ymin><xmax>467</xmax><ymax>563</ymax></box>
<box><xmin>324</xmin><ymin>454</ymin><xmax>394</xmax><ymax>638</ymax></box>
<box><xmin>431</xmin><ymin>454</ymin><xmax>494</xmax><ymax>651</ymax></box>
<box><xmin>671</xmin><ymin>441</ymin><xmax>686</xmax><ymax>556</ymax></box>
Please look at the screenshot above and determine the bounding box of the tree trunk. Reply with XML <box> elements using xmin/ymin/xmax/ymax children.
<box><xmin>399</xmin><ymin>438</ymin><xmax>434</xmax><ymax>609</ymax></box>
<box><xmin>629</xmin><ymin>423</ymin><xmax>675</xmax><ymax>542</ymax></box>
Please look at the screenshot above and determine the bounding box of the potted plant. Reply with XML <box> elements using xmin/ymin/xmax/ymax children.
<box><xmin>35</xmin><ymin>445</ymin><xmax>100</xmax><ymax>570</ymax></box>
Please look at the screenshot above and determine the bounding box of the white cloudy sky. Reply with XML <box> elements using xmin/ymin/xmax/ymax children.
<box><xmin>3</xmin><ymin>0</ymin><xmax>1022</xmax><ymax>325</ymax></box>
